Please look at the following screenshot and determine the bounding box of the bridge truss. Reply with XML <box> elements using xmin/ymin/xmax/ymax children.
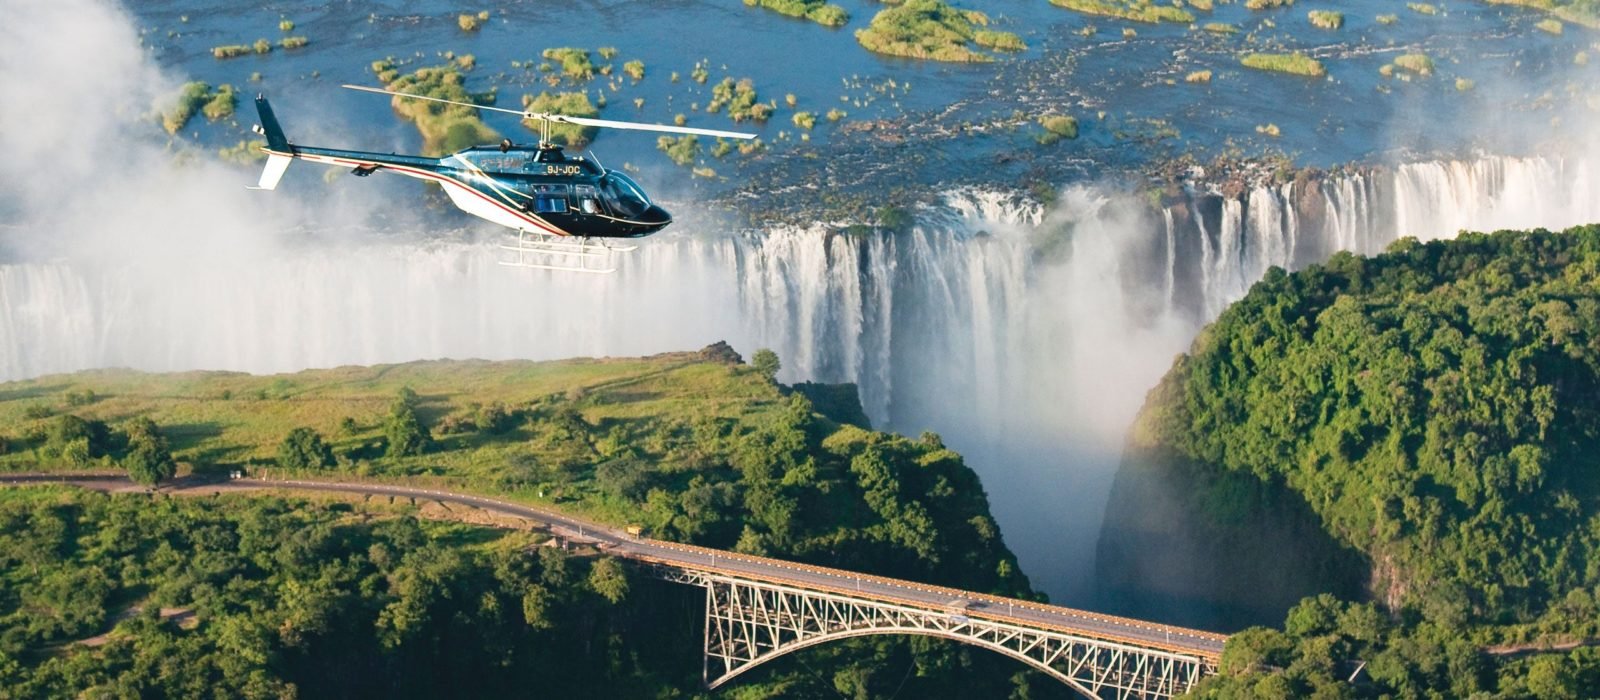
<box><xmin>655</xmin><ymin>568</ymin><xmax>1217</xmax><ymax>699</ymax></box>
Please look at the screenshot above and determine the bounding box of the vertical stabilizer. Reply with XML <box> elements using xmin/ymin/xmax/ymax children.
<box><xmin>253</xmin><ymin>94</ymin><xmax>291</xmax><ymax>152</ymax></box>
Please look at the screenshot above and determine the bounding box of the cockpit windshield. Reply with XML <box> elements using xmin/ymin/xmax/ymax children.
<box><xmin>599</xmin><ymin>172</ymin><xmax>651</xmax><ymax>219</ymax></box>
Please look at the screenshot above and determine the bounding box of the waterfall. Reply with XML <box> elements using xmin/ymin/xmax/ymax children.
<box><xmin>3</xmin><ymin>152</ymin><xmax>1599</xmax><ymax>602</ymax></box>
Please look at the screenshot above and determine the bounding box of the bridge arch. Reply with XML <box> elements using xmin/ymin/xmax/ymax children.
<box><xmin>696</xmin><ymin>575</ymin><xmax>1210</xmax><ymax>698</ymax></box>
<box><xmin>709</xmin><ymin>626</ymin><xmax>1100</xmax><ymax>697</ymax></box>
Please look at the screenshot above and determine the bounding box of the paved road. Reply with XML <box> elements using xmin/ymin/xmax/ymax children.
<box><xmin>3</xmin><ymin>473</ymin><xmax>1226</xmax><ymax>660</ymax></box>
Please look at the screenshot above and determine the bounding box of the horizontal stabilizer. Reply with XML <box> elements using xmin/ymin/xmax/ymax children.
<box><xmin>253</xmin><ymin>153</ymin><xmax>292</xmax><ymax>190</ymax></box>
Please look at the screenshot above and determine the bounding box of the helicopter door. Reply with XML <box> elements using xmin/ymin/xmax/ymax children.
<box><xmin>574</xmin><ymin>184</ymin><xmax>599</xmax><ymax>215</ymax></box>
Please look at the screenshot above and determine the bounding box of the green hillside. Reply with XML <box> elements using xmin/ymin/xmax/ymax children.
<box><xmin>1099</xmin><ymin>225</ymin><xmax>1600</xmax><ymax>696</ymax></box>
<box><xmin>0</xmin><ymin>345</ymin><xmax>1067</xmax><ymax>698</ymax></box>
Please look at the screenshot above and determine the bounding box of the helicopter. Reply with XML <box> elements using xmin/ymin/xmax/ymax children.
<box><xmin>248</xmin><ymin>86</ymin><xmax>756</xmax><ymax>272</ymax></box>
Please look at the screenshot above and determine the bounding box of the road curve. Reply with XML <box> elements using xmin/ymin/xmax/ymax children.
<box><xmin>2</xmin><ymin>473</ymin><xmax>1226</xmax><ymax>660</ymax></box>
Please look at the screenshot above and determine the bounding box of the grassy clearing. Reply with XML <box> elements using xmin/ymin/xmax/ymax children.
<box><xmin>743</xmin><ymin>0</ymin><xmax>850</xmax><ymax>27</ymax></box>
<box><xmin>0</xmin><ymin>351</ymin><xmax>889</xmax><ymax>534</ymax></box>
<box><xmin>520</xmin><ymin>92</ymin><xmax>600</xmax><ymax>147</ymax></box>
<box><xmin>1308</xmin><ymin>10</ymin><xmax>1343</xmax><ymax>29</ymax></box>
<box><xmin>1049</xmin><ymin>0</ymin><xmax>1194</xmax><ymax>24</ymax></box>
<box><xmin>856</xmin><ymin>0</ymin><xmax>1023</xmax><ymax>62</ymax></box>
<box><xmin>372</xmin><ymin>60</ymin><xmax>500</xmax><ymax>155</ymax></box>
<box><xmin>1240</xmin><ymin>51</ymin><xmax>1327</xmax><ymax>77</ymax></box>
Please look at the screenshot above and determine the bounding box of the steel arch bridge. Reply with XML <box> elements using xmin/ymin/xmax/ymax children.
<box><xmin>654</xmin><ymin>567</ymin><xmax>1219</xmax><ymax>699</ymax></box>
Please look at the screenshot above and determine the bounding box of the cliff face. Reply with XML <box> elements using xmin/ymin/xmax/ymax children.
<box><xmin>1095</xmin><ymin>444</ymin><xmax>1366</xmax><ymax>631</ymax></box>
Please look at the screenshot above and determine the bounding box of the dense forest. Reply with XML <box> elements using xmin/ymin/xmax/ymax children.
<box><xmin>1101</xmin><ymin>225</ymin><xmax>1600</xmax><ymax>697</ymax></box>
<box><xmin>0</xmin><ymin>347</ymin><xmax>1067</xmax><ymax>698</ymax></box>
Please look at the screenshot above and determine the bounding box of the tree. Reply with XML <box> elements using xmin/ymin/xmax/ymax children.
<box><xmin>384</xmin><ymin>399</ymin><xmax>431</xmax><ymax>458</ymax></box>
<box><xmin>752</xmin><ymin>348</ymin><xmax>781</xmax><ymax>382</ymax></box>
<box><xmin>278</xmin><ymin>427</ymin><xmax>335</xmax><ymax>470</ymax></box>
<box><xmin>587</xmin><ymin>557</ymin><xmax>629</xmax><ymax>604</ymax></box>
<box><xmin>121</xmin><ymin>418</ymin><xmax>176</xmax><ymax>486</ymax></box>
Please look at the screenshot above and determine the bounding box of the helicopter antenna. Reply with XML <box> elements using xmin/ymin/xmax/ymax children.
<box><xmin>587</xmin><ymin>149</ymin><xmax>606</xmax><ymax>173</ymax></box>
<box><xmin>342</xmin><ymin>85</ymin><xmax>759</xmax><ymax>144</ymax></box>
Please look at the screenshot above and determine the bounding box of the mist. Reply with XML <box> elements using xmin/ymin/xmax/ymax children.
<box><xmin>6</xmin><ymin>0</ymin><xmax>1600</xmax><ymax>607</ymax></box>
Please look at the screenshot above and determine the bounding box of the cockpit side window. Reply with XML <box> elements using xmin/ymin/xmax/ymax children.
<box><xmin>600</xmin><ymin>173</ymin><xmax>651</xmax><ymax>218</ymax></box>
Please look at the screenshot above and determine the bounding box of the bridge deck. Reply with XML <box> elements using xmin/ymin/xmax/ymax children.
<box><xmin>3</xmin><ymin>474</ymin><xmax>1226</xmax><ymax>661</ymax></box>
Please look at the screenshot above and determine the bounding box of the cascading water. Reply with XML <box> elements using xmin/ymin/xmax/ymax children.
<box><xmin>3</xmin><ymin>152</ymin><xmax>1599</xmax><ymax>602</ymax></box>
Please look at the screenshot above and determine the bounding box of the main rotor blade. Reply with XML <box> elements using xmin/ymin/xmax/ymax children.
<box><xmin>341</xmin><ymin>84</ymin><xmax>529</xmax><ymax>118</ymax></box>
<box><xmin>345</xmin><ymin>84</ymin><xmax>759</xmax><ymax>140</ymax></box>
<box><xmin>537</xmin><ymin>114</ymin><xmax>758</xmax><ymax>140</ymax></box>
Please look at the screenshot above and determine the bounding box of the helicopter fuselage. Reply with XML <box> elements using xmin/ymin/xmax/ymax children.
<box><xmin>281</xmin><ymin>144</ymin><xmax>672</xmax><ymax>239</ymax></box>
<box><xmin>252</xmin><ymin>95</ymin><xmax>671</xmax><ymax>239</ymax></box>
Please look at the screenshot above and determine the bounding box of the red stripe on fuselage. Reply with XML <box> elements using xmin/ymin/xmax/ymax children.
<box><xmin>282</xmin><ymin>151</ymin><xmax>568</xmax><ymax>236</ymax></box>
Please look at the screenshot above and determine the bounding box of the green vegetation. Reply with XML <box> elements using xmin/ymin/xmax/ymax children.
<box><xmin>826</xmin><ymin>107</ymin><xmax>847</xmax><ymax>121</ymax></box>
<box><xmin>1050</xmin><ymin>0</ymin><xmax>1194</xmax><ymax>24</ymax></box>
<box><xmin>1106</xmin><ymin>225</ymin><xmax>1600</xmax><ymax>695</ymax></box>
<box><xmin>1377</xmin><ymin>12</ymin><xmax>1399</xmax><ymax>24</ymax></box>
<box><xmin>791</xmin><ymin>111</ymin><xmax>816</xmax><ymax>129</ymax></box>
<box><xmin>277</xmin><ymin>427</ymin><xmax>334</xmax><ymax>469</ymax></box>
<box><xmin>1394</xmin><ymin>52</ymin><xmax>1436</xmax><ymax>75</ymax></box>
<box><xmin>0</xmin><ymin>473</ymin><xmax>1038</xmax><ymax>698</ymax></box>
<box><xmin>372</xmin><ymin>61</ymin><xmax>499</xmax><ymax>156</ymax></box>
<box><xmin>743</xmin><ymin>0</ymin><xmax>850</xmax><ymax>27</ymax></box>
<box><xmin>458</xmin><ymin>13</ymin><xmax>482</xmax><ymax>31</ymax></box>
<box><xmin>1240</xmin><ymin>51</ymin><xmax>1327</xmax><ymax>77</ymax></box>
<box><xmin>253</xmin><ymin>38</ymin><xmax>271</xmax><ymax>54</ymax></box>
<box><xmin>656</xmin><ymin>134</ymin><xmax>700</xmax><ymax>165</ymax></box>
<box><xmin>707</xmin><ymin>77</ymin><xmax>774</xmax><ymax>122</ymax></box>
<box><xmin>1486</xmin><ymin>0</ymin><xmax>1600</xmax><ymax>29</ymax></box>
<box><xmin>1204</xmin><ymin>21</ymin><xmax>1240</xmax><ymax>33</ymax></box>
<box><xmin>209</xmin><ymin>44</ymin><xmax>251</xmax><ymax>59</ymax></box>
<box><xmin>1457</xmin><ymin>76</ymin><xmax>1477</xmax><ymax>90</ymax></box>
<box><xmin>1255</xmin><ymin>122</ymin><xmax>1281</xmax><ymax>137</ymax></box>
<box><xmin>1308</xmin><ymin>9</ymin><xmax>1343</xmax><ymax>29</ymax></box>
<box><xmin>279</xmin><ymin>35</ymin><xmax>308</xmax><ymax>49</ymax></box>
<box><xmin>855</xmin><ymin>0</ymin><xmax>1022</xmax><ymax>63</ymax></box>
<box><xmin>1409</xmin><ymin>2</ymin><xmax>1439</xmax><ymax>15</ymax></box>
<box><xmin>974</xmin><ymin>29</ymin><xmax>1027</xmax><ymax>52</ymax></box>
<box><xmin>1245</xmin><ymin>0</ymin><xmax>1293</xmax><ymax>9</ymax></box>
<box><xmin>1036</xmin><ymin>114</ymin><xmax>1079</xmax><ymax>144</ymax></box>
<box><xmin>541</xmin><ymin>47</ymin><xmax>594</xmax><ymax>81</ymax></box>
<box><xmin>0</xmin><ymin>346</ymin><xmax>1046</xmax><ymax>696</ymax></box>
<box><xmin>1186</xmin><ymin>69</ymin><xmax>1214</xmax><ymax>83</ymax></box>
<box><xmin>200</xmin><ymin>84</ymin><xmax>236</xmax><ymax>121</ymax></box>
<box><xmin>622</xmin><ymin>59</ymin><xmax>644</xmax><ymax>81</ymax></box>
<box><xmin>1537</xmin><ymin>17</ymin><xmax>1565</xmax><ymax>33</ymax></box>
<box><xmin>520</xmin><ymin>92</ymin><xmax>600</xmax><ymax>147</ymax></box>
<box><xmin>161</xmin><ymin>82</ymin><xmax>211</xmax><ymax>135</ymax></box>
<box><xmin>278</xmin><ymin>18</ymin><xmax>294</xmax><ymax>32</ymax></box>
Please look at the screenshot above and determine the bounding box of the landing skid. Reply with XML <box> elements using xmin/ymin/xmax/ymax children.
<box><xmin>498</xmin><ymin>229</ymin><xmax>638</xmax><ymax>274</ymax></box>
